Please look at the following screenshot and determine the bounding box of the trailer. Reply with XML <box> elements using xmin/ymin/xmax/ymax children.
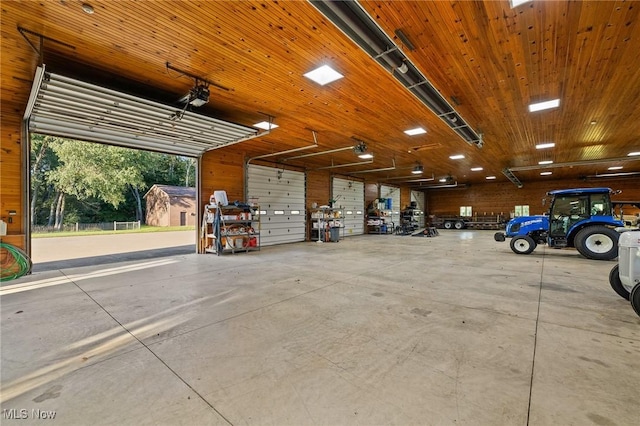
<box><xmin>430</xmin><ymin>214</ymin><xmax>507</xmax><ymax>230</ymax></box>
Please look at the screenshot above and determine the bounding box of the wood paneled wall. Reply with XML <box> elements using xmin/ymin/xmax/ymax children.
<box><xmin>425</xmin><ymin>179</ymin><xmax>640</xmax><ymax>218</ymax></box>
<box><xmin>0</xmin><ymin>99</ymin><xmax>26</xmax><ymax>249</ymax></box>
<box><xmin>307</xmin><ymin>170</ymin><xmax>331</xmax><ymax>209</ymax></box>
<box><xmin>200</xmin><ymin>149</ymin><xmax>246</xmax><ymax>205</ymax></box>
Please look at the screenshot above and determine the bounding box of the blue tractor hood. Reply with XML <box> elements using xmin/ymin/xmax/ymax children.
<box><xmin>504</xmin><ymin>215</ymin><xmax>549</xmax><ymax>237</ymax></box>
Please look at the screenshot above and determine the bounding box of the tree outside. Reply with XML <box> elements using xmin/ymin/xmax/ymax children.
<box><xmin>30</xmin><ymin>135</ymin><xmax>196</xmax><ymax>231</ymax></box>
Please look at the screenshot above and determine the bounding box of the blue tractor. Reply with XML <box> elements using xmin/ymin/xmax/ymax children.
<box><xmin>494</xmin><ymin>188</ymin><xmax>624</xmax><ymax>260</ymax></box>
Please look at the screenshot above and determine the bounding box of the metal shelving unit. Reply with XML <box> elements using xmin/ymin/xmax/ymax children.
<box><xmin>309</xmin><ymin>207</ymin><xmax>344</xmax><ymax>242</ymax></box>
<box><xmin>203</xmin><ymin>204</ymin><xmax>260</xmax><ymax>255</ymax></box>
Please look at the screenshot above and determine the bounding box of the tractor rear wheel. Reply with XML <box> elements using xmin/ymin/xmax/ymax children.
<box><xmin>574</xmin><ymin>226</ymin><xmax>619</xmax><ymax>260</ymax></box>
<box><xmin>609</xmin><ymin>264</ymin><xmax>631</xmax><ymax>300</ymax></box>
<box><xmin>510</xmin><ymin>235</ymin><xmax>536</xmax><ymax>255</ymax></box>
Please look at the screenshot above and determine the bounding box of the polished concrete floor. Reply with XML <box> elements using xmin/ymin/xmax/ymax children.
<box><xmin>1</xmin><ymin>230</ymin><xmax>639</xmax><ymax>425</ymax></box>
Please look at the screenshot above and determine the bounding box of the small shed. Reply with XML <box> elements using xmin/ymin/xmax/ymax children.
<box><xmin>144</xmin><ymin>185</ymin><xmax>197</xmax><ymax>227</ymax></box>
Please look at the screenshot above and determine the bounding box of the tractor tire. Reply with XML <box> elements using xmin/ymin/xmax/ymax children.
<box><xmin>609</xmin><ymin>264</ymin><xmax>631</xmax><ymax>301</ymax></box>
<box><xmin>574</xmin><ymin>226</ymin><xmax>619</xmax><ymax>261</ymax></box>
<box><xmin>443</xmin><ymin>221</ymin><xmax>453</xmax><ymax>229</ymax></box>
<box><xmin>454</xmin><ymin>220</ymin><xmax>465</xmax><ymax>230</ymax></box>
<box><xmin>630</xmin><ymin>283</ymin><xmax>640</xmax><ymax>318</ymax></box>
<box><xmin>510</xmin><ymin>235</ymin><xmax>537</xmax><ymax>255</ymax></box>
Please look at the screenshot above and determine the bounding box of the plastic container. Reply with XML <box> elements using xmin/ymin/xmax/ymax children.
<box><xmin>330</xmin><ymin>227</ymin><xmax>340</xmax><ymax>242</ymax></box>
<box><xmin>618</xmin><ymin>231</ymin><xmax>640</xmax><ymax>288</ymax></box>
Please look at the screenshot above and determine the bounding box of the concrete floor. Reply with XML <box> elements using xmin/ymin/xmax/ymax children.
<box><xmin>1</xmin><ymin>230</ymin><xmax>639</xmax><ymax>425</ymax></box>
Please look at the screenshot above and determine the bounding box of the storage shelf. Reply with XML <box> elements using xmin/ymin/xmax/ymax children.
<box><xmin>201</xmin><ymin>204</ymin><xmax>261</xmax><ymax>255</ymax></box>
<box><xmin>309</xmin><ymin>207</ymin><xmax>344</xmax><ymax>242</ymax></box>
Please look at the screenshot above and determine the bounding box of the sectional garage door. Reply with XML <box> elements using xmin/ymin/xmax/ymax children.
<box><xmin>25</xmin><ymin>66</ymin><xmax>259</xmax><ymax>157</ymax></box>
<box><xmin>247</xmin><ymin>165</ymin><xmax>306</xmax><ymax>246</ymax></box>
<box><xmin>332</xmin><ymin>177</ymin><xmax>365</xmax><ymax>236</ymax></box>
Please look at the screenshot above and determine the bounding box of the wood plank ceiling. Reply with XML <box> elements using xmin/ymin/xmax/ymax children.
<box><xmin>1</xmin><ymin>0</ymin><xmax>639</xmax><ymax>187</ymax></box>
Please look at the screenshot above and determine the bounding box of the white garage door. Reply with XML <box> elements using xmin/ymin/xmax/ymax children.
<box><xmin>332</xmin><ymin>177</ymin><xmax>365</xmax><ymax>236</ymax></box>
<box><xmin>380</xmin><ymin>184</ymin><xmax>401</xmax><ymax>227</ymax></box>
<box><xmin>247</xmin><ymin>165</ymin><xmax>306</xmax><ymax>246</ymax></box>
<box><xmin>411</xmin><ymin>190</ymin><xmax>426</xmax><ymax>227</ymax></box>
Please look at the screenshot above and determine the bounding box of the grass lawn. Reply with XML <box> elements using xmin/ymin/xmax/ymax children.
<box><xmin>32</xmin><ymin>225</ymin><xmax>196</xmax><ymax>238</ymax></box>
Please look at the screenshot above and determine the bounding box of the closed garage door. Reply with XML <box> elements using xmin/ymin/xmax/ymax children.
<box><xmin>332</xmin><ymin>177</ymin><xmax>364</xmax><ymax>236</ymax></box>
<box><xmin>247</xmin><ymin>165</ymin><xmax>305</xmax><ymax>246</ymax></box>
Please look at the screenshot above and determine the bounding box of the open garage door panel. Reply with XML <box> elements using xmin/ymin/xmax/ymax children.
<box><xmin>247</xmin><ymin>165</ymin><xmax>306</xmax><ymax>246</ymax></box>
<box><xmin>25</xmin><ymin>66</ymin><xmax>259</xmax><ymax>157</ymax></box>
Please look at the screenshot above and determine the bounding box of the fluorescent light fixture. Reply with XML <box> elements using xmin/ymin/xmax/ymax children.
<box><xmin>304</xmin><ymin>65</ymin><xmax>344</xmax><ymax>85</ymax></box>
<box><xmin>511</xmin><ymin>0</ymin><xmax>532</xmax><ymax>8</ymax></box>
<box><xmin>608</xmin><ymin>166</ymin><xmax>623</xmax><ymax>170</ymax></box>
<box><xmin>486</xmin><ymin>176</ymin><xmax>496</xmax><ymax>180</ymax></box>
<box><xmin>449</xmin><ymin>154</ymin><xmax>465</xmax><ymax>160</ymax></box>
<box><xmin>253</xmin><ymin>121</ymin><xmax>279</xmax><ymax>130</ymax></box>
<box><xmin>358</xmin><ymin>153</ymin><xmax>374</xmax><ymax>159</ymax></box>
<box><xmin>629</xmin><ymin>152</ymin><xmax>640</xmax><ymax>156</ymax></box>
<box><xmin>471</xmin><ymin>167</ymin><xmax>483</xmax><ymax>171</ymax></box>
<box><xmin>439</xmin><ymin>178</ymin><xmax>447</xmax><ymax>182</ymax></box>
<box><xmin>528</xmin><ymin>99</ymin><xmax>560</xmax><ymax>112</ymax></box>
<box><xmin>404</xmin><ymin>127</ymin><xmax>427</xmax><ymax>136</ymax></box>
<box><xmin>538</xmin><ymin>160</ymin><xmax>553</xmax><ymax>165</ymax></box>
<box><xmin>536</xmin><ymin>143</ymin><xmax>555</xmax><ymax>149</ymax></box>
<box><xmin>540</xmin><ymin>171</ymin><xmax>553</xmax><ymax>176</ymax></box>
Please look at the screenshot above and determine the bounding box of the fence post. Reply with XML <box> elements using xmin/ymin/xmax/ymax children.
<box><xmin>76</xmin><ymin>222</ymin><xmax>79</xmax><ymax>232</ymax></box>
<box><xmin>138</xmin><ymin>220</ymin><xmax>141</xmax><ymax>230</ymax></box>
<box><xmin>114</xmin><ymin>221</ymin><xmax>116</xmax><ymax>231</ymax></box>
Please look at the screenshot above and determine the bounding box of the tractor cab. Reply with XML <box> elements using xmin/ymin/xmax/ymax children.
<box><xmin>546</xmin><ymin>189</ymin><xmax>615</xmax><ymax>248</ymax></box>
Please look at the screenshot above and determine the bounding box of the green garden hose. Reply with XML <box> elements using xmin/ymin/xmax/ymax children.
<box><xmin>1</xmin><ymin>242</ymin><xmax>32</xmax><ymax>281</ymax></box>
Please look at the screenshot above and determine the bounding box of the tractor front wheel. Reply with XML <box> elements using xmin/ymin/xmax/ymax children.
<box><xmin>609</xmin><ymin>264</ymin><xmax>631</xmax><ymax>300</ymax></box>
<box><xmin>510</xmin><ymin>235</ymin><xmax>537</xmax><ymax>255</ymax></box>
<box><xmin>574</xmin><ymin>226</ymin><xmax>619</xmax><ymax>261</ymax></box>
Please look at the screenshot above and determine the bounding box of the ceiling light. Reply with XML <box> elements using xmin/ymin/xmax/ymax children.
<box><xmin>608</xmin><ymin>166</ymin><xmax>623</xmax><ymax>170</ymax></box>
<box><xmin>510</xmin><ymin>0</ymin><xmax>532</xmax><ymax>7</ymax></box>
<box><xmin>449</xmin><ymin>154</ymin><xmax>465</xmax><ymax>160</ymax></box>
<box><xmin>528</xmin><ymin>99</ymin><xmax>560</xmax><ymax>112</ymax></box>
<box><xmin>540</xmin><ymin>171</ymin><xmax>553</xmax><ymax>176</ymax></box>
<box><xmin>188</xmin><ymin>85</ymin><xmax>209</xmax><ymax>107</ymax></box>
<box><xmin>539</xmin><ymin>160</ymin><xmax>553</xmax><ymax>165</ymax></box>
<box><xmin>629</xmin><ymin>152</ymin><xmax>640</xmax><ymax>156</ymax></box>
<box><xmin>590</xmin><ymin>120</ymin><xmax>597</xmax><ymax>125</ymax></box>
<box><xmin>439</xmin><ymin>178</ymin><xmax>447</xmax><ymax>182</ymax></box>
<box><xmin>358</xmin><ymin>153</ymin><xmax>374</xmax><ymax>159</ymax></box>
<box><xmin>253</xmin><ymin>121</ymin><xmax>279</xmax><ymax>130</ymax></box>
<box><xmin>397</xmin><ymin>62</ymin><xmax>409</xmax><ymax>74</ymax></box>
<box><xmin>412</xmin><ymin>164</ymin><xmax>424</xmax><ymax>174</ymax></box>
<box><xmin>82</xmin><ymin>3</ymin><xmax>94</xmax><ymax>14</ymax></box>
<box><xmin>536</xmin><ymin>142</ymin><xmax>555</xmax><ymax>149</ymax></box>
<box><xmin>404</xmin><ymin>127</ymin><xmax>427</xmax><ymax>136</ymax></box>
<box><xmin>304</xmin><ymin>65</ymin><xmax>344</xmax><ymax>86</ymax></box>
<box><xmin>471</xmin><ymin>167</ymin><xmax>483</xmax><ymax>171</ymax></box>
<box><xmin>486</xmin><ymin>176</ymin><xmax>496</xmax><ymax>180</ymax></box>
